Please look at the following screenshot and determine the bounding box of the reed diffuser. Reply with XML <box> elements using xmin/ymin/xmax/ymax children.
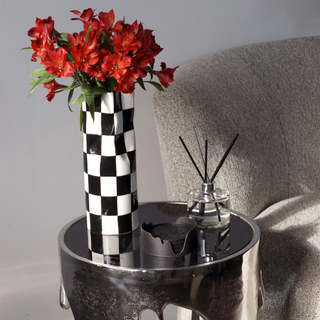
<box><xmin>179</xmin><ymin>131</ymin><xmax>239</xmax><ymax>229</ymax></box>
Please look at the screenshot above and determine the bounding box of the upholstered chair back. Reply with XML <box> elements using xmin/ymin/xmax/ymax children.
<box><xmin>153</xmin><ymin>36</ymin><xmax>320</xmax><ymax>219</ymax></box>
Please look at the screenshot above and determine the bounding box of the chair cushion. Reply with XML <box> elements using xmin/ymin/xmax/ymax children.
<box><xmin>255</xmin><ymin>193</ymin><xmax>320</xmax><ymax>319</ymax></box>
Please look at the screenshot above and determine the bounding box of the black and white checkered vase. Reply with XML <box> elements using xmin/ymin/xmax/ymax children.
<box><xmin>87</xmin><ymin>228</ymin><xmax>140</xmax><ymax>266</ymax></box>
<box><xmin>83</xmin><ymin>92</ymin><xmax>139</xmax><ymax>241</ymax></box>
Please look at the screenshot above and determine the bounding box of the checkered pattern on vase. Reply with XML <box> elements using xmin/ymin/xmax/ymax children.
<box><xmin>83</xmin><ymin>92</ymin><xmax>139</xmax><ymax>236</ymax></box>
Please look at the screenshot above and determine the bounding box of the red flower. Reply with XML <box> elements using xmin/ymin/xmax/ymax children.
<box><xmin>112</xmin><ymin>23</ymin><xmax>141</xmax><ymax>55</ymax></box>
<box><xmin>86</xmin><ymin>49</ymin><xmax>109</xmax><ymax>81</ymax></box>
<box><xmin>136</xmin><ymin>28</ymin><xmax>163</xmax><ymax>69</ymax></box>
<box><xmin>112</xmin><ymin>20</ymin><xmax>124</xmax><ymax>33</ymax></box>
<box><xmin>68</xmin><ymin>30</ymin><xmax>97</xmax><ymax>50</ymax></box>
<box><xmin>71</xmin><ymin>9</ymin><xmax>96</xmax><ymax>23</ymax></box>
<box><xmin>43</xmin><ymin>79</ymin><xmax>66</xmax><ymax>101</ymax></box>
<box><xmin>26</xmin><ymin>8</ymin><xmax>179</xmax><ymax>102</ymax></box>
<box><xmin>71</xmin><ymin>9</ymin><xmax>103</xmax><ymax>41</ymax></box>
<box><xmin>101</xmin><ymin>52</ymin><xmax>132</xmax><ymax>80</ymax></box>
<box><xmin>153</xmin><ymin>62</ymin><xmax>178</xmax><ymax>88</ymax></box>
<box><xmin>28</xmin><ymin>16</ymin><xmax>55</xmax><ymax>42</ymax></box>
<box><xmin>30</xmin><ymin>37</ymin><xmax>54</xmax><ymax>63</ymax></box>
<box><xmin>131</xmin><ymin>54</ymin><xmax>149</xmax><ymax>78</ymax></box>
<box><xmin>87</xmin><ymin>19</ymin><xmax>103</xmax><ymax>41</ymax></box>
<box><xmin>28</xmin><ymin>17</ymin><xmax>56</xmax><ymax>63</ymax></box>
<box><xmin>131</xmin><ymin>21</ymin><xmax>140</xmax><ymax>36</ymax></box>
<box><xmin>69</xmin><ymin>31</ymin><xmax>99</xmax><ymax>72</ymax></box>
<box><xmin>114</xmin><ymin>70</ymin><xmax>139</xmax><ymax>93</ymax></box>
<box><xmin>67</xmin><ymin>32</ymin><xmax>84</xmax><ymax>47</ymax></box>
<box><xmin>43</xmin><ymin>47</ymin><xmax>76</xmax><ymax>78</ymax></box>
<box><xmin>71</xmin><ymin>44</ymin><xmax>99</xmax><ymax>72</ymax></box>
<box><xmin>98</xmin><ymin>10</ymin><xmax>115</xmax><ymax>35</ymax></box>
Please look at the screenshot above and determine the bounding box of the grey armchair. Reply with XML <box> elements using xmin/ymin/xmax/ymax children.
<box><xmin>153</xmin><ymin>36</ymin><xmax>320</xmax><ymax>319</ymax></box>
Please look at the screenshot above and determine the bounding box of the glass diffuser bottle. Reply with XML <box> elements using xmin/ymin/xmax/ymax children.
<box><xmin>187</xmin><ymin>181</ymin><xmax>230</xmax><ymax>228</ymax></box>
<box><xmin>179</xmin><ymin>131</ymin><xmax>239</xmax><ymax>229</ymax></box>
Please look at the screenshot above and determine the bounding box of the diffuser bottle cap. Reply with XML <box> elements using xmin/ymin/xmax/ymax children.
<box><xmin>201</xmin><ymin>181</ymin><xmax>215</xmax><ymax>194</ymax></box>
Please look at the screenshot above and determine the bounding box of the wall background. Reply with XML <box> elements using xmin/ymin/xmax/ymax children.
<box><xmin>1</xmin><ymin>0</ymin><xmax>320</xmax><ymax>319</ymax></box>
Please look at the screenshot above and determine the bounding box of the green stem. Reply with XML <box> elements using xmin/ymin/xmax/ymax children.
<box><xmin>72</xmin><ymin>73</ymin><xmax>81</xmax><ymax>84</ymax></box>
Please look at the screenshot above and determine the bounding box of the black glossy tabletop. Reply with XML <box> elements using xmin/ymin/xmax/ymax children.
<box><xmin>64</xmin><ymin>202</ymin><xmax>253</xmax><ymax>269</ymax></box>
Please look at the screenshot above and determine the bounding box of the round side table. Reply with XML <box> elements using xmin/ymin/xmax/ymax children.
<box><xmin>59</xmin><ymin>202</ymin><xmax>263</xmax><ymax>320</ymax></box>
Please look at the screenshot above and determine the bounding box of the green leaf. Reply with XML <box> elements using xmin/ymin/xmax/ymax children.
<box><xmin>85</xmin><ymin>26</ymin><xmax>92</xmax><ymax>43</ymax></box>
<box><xmin>72</xmin><ymin>93</ymin><xmax>86</xmax><ymax>104</ymax></box>
<box><xmin>21</xmin><ymin>47</ymin><xmax>32</xmax><ymax>50</ymax></box>
<box><xmin>136</xmin><ymin>77</ymin><xmax>146</xmax><ymax>91</ymax></box>
<box><xmin>28</xmin><ymin>78</ymin><xmax>38</xmax><ymax>86</ymax></box>
<box><xmin>29</xmin><ymin>75</ymin><xmax>57</xmax><ymax>87</ymax></box>
<box><xmin>29</xmin><ymin>67</ymin><xmax>47</xmax><ymax>78</ymax></box>
<box><xmin>144</xmin><ymin>81</ymin><xmax>164</xmax><ymax>91</ymax></box>
<box><xmin>68</xmin><ymin>89</ymin><xmax>74</xmax><ymax>112</ymax></box>
<box><xmin>28</xmin><ymin>73</ymin><xmax>56</xmax><ymax>97</ymax></box>
<box><xmin>146</xmin><ymin>66</ymin><xmax>154</xmax><ymax>80</ymax></box>
<box><xmin>61</xmin><ymin>82</ymin><xmax>80</xmax><ymax>92</ymax></box>
<box><xmin>106</xmin><ymin>77</ymin><xmax>116</xmax><ymax>92</ymax></box>
<box><xmin>86</xmin><ymin>95</ymin><xmax>95</xmax><ymax>121</ymax></box>
<box><xmin>99</xmin><ymin>32</ymin><xmax>110</xmax><ymax>50</ymax></box>
<box><xmin>56</xmin><ymin>37</ymin><xmax>69</xmax><ymax>48</ymax></box>
<box><xmin>59</xmin><ymin>33</ymin><xmax>69</xmax><ymax>41</ymax></box>
<box><xmin>81</xmin><ymin>82</ymin><xmax>91</xmax><ymax>94</ymax></box>
<box><xmin>79</xmin><ymin>104</ymin><xmax>84</xmax><ymax>131</ymax></box>
<box><xmin>41</xmin><ymin>75</ymin><xmax>57</xmax><ymax>84</ymax></box>
<box><xmin>67</xmin><ymin>52</ymin><xmax>75</xmax><ymax>63</ymax></box>
<box><xmin>55</xmin><ymin>84</ymin><xmax>77</xmax><ymax>94</ymax></box>
<box><xmin>94</xmin><ymin>77</ymin><xmax>105</xmax><ymax>88</ymax></box>
<box><xmin>84</xmin><ymin>87</ymin><xmax>106</xmax><ymax>96</ymax></box>
<box><xmin>52</xmin><ymin>28</ymin><xmax>61</xmax><ymax>38</ymax></box>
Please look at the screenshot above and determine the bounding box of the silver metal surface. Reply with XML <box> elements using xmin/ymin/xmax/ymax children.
<box><xmin>59</xmin><ymin>277</ymin><xmax>70</xmax><ymax>310</ymax></box>
<box><xmin>59</xmin><ymin>202</ymin><xmax>262</xmax><ymax>320</ymax></box>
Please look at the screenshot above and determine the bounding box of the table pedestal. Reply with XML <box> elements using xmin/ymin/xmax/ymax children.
<box><xmin>59</xmin><ymin>202</ymin><xmax>263</xmax><ymax>320</ymax></box>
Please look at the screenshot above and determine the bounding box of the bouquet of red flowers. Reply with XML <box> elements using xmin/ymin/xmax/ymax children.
<box><xmin>25</xmin><ymin>8</ymin><xmax>177</xmax><ymax>124</ymax></box>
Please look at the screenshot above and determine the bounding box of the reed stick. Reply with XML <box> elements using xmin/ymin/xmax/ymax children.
<box><xmin>210</xmin><ymin>134</ymin><xmax>239</xmax><ymax>182</ymax></box>
<box><xmin>179</xmin><ymin>136</ymin><xmax>205</xmax><ymax>181</ymax></box>
<box><xmin>192</xmin><ymin>126</ymin><xmax>207</xmax><ymax>180</ymax></box>
<box><xmin>205</xmin><ymin>140</ymin><xmax>208</xmax><ymax>182</ymax></box>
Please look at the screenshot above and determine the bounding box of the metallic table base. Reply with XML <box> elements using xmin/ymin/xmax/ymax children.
<box><xmin>59</xmin><ymin>202</ymin><xmax>263</xmax><ymax>320</ymax></box>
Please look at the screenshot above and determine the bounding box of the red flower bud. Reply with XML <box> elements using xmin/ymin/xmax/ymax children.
<box><xmin>153</xmin><ymin>63</ymin><xmax>178</xmax><ymax>88</ymax></box>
